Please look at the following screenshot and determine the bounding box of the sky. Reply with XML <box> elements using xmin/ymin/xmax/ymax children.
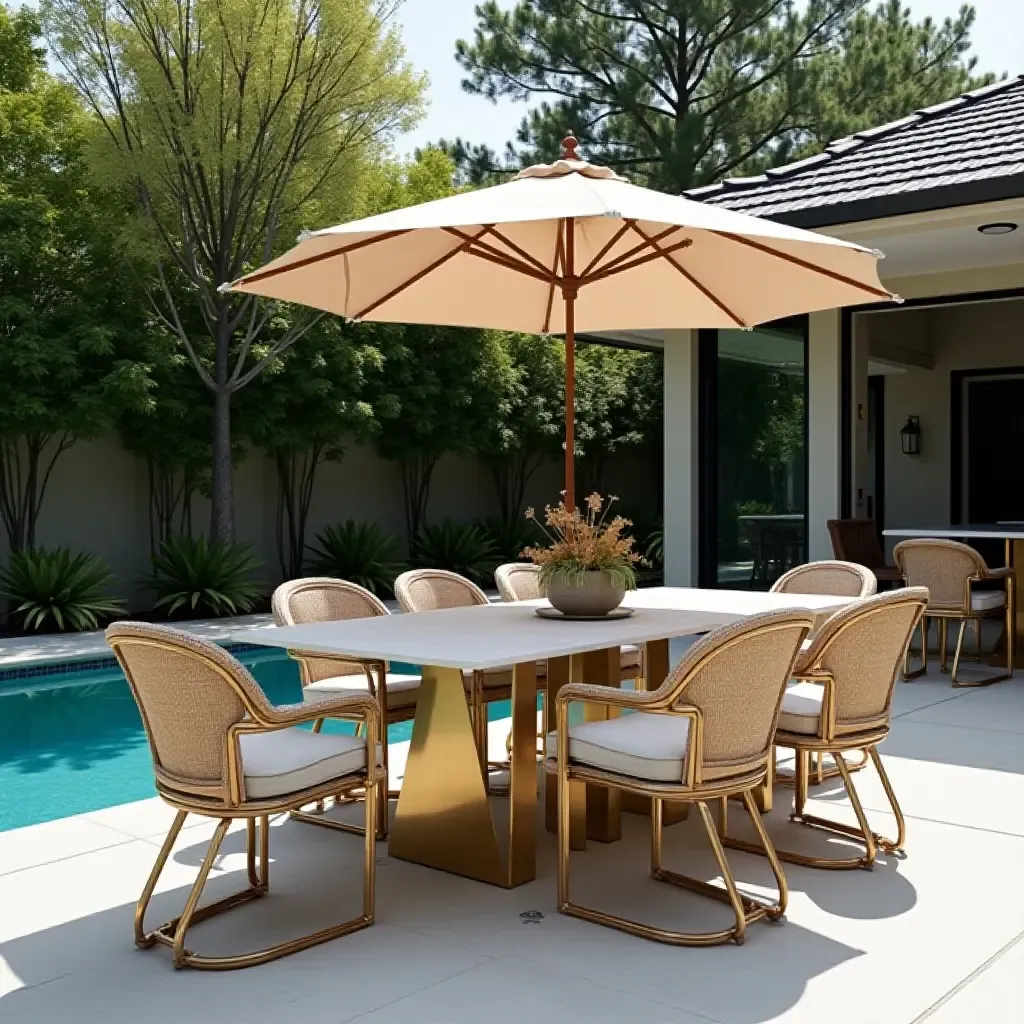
<box><xmin>392</xmin><ymin>0</ymin><xmax>1024</xmax><ymax>157</ymax></box>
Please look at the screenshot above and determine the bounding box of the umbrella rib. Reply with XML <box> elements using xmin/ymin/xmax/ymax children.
<box><xmin>235</xmin><ymin>230</ymin><xmax>411</xmax><ymax>288</ymax></box>
<box><xmin>586</xmin><ymin>225</ymin><xmax>682</xmax><ymax>279</ymax></box>
<box><xmin>711</xmin><ymin>231</ymin><xmax>895</xmax><ymax>300</ymax></box>
<box><xmin>480</xmin><ymin>226</ymin><xmax>555</xmax><ymax>277</ymax></box>
<box><xmin>582</xmin><ymin>237</ymin><xmax>694</xmax><ymax>284</ymax></box>
<box><xmin>580</xmin><ymin>220</ymin><xmax>634</xmax><ymax>277</ymax></box>
<box><xmin>443</xmin><ymin>228</ymin><xmax>555</xmax><ymax>282</ymax></box>
<box><xmin>352</xmin><ymin>227</ymin><xmax>491</xmax><ymax>320</ymax></box>
<box><xmin>543</xmin><ymin>221</ymin><xmax>566</xmax><ymax>334</ymax></box>
<box><xmin>629</xmin><ymin>224</ymin><xmax>747</xmax><ymax>328</ymax></box>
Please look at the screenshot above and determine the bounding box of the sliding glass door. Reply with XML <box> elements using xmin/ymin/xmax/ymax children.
<box><xmin>699</xmin><ymin>319</ymin><xmax>808</xmax><ymax>590</ymax></box>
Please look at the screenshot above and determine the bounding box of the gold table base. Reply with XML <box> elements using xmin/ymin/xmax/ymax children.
<box><xmin>388</xmin><ymin>660</ymin><xmax>538</xmax><ymax>888</ymax></box>
<box><xmin>390</xmin><ymin>632</ymin><xmax>777</xmax><ymax>888</ymax></box>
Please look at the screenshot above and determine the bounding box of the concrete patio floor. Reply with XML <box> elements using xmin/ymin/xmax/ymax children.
<box><xmin>2</xmin><ymin>668</ymin><xmax>1023</xmax><ymax>1023</ymax></box>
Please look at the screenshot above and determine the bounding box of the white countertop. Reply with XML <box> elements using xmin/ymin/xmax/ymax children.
<box><xmin>237</xmin><ymin>587</ymin><xmax>850</xmax><ymax>670</ymax></box>
<box><xmin>883</xmin><ymin>524</ymin><xmax>1024</xmax><ymax>540</ymax></box>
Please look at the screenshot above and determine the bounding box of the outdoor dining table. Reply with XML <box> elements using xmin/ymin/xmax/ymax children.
<box><xmin>239</xmin><ymin>586</ymin><xmax>851</xmax><ymax>889</ymax></box>
<box><xmin>884</xmin><ymin>523</ymin><xmax>1024</xmax><ymax>666</ymax></box>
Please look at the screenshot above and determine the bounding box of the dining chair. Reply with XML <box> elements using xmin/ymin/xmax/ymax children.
<box><xmin>771</xmin><ymin>560</ymin><xmax>877</xmax><ymax>601</ymax></box>
<box><xmin>105</xmin><ymin>622</ymin><xmax>380</xmax><ymax>970</ymax></box>
<box><xmin>547</xmin><ymin>608</ymin><xmax>814</xmax><ymax>946</ymax></box>
<box><xmin>893</xmin><ymin>539</ymin><xmax>1014</xmax><ymax>686</ymax></box>
<box><xmin>395</xmin><ymin>568</ymin><xmax>545</xmax><ymax>779</ymax></box>
<box><xmin>770</xmin><ymin>560</ymin><xmax>876</xmax><ymax>787</ymax></box>
<box><xmin>722</xmin><ymin>588</ymin><xmax>927</xmax><ymax>870</ymax></box>
<box><xmin>272</xmin><ymin>577</ymin><xmax>420</xmax><ymax>836</ymax></box>
<box><xmin>827</xmin><ymin>518</ymin><xmax>903</xmax><ymax>589</ymax></box>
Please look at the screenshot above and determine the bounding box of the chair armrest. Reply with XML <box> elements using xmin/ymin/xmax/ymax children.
<box><xmin>254</xmin><ymin>692</ymin><xmax>380</xmax><ymax>728</ymax></box>
<box><xmin>555</xmin><ymin>681</ymin><xmax>662</xmax><ymax>713</ymax></box>
<box><xmin>980</xmin><ymin>566</ymin><xmax>1014</xmax><ymax>581</ymax></box>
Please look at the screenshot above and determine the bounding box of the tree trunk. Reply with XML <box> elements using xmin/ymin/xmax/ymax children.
<box><xmin>210</xmin><ymin>302</ymin><xmax>234</xmax><ymax>543</ymax></box>
<box><xmin>210</xmin><ymin>385</ymin><xmax>234</xmax><ymax>543</ymax></box>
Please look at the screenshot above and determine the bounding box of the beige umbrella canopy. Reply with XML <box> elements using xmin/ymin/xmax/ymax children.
<box><xmin>226</xmin><ymin>135</ymin><xmax>898</xmax><ymax>508</ymax></box>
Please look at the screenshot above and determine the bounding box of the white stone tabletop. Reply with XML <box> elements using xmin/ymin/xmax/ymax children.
<box><xmin>236</xmin><ymin>586</ymin><xmax>851</xmax><ymax>670</ymax></box>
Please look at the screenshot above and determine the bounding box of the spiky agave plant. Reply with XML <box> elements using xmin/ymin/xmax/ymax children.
<box><xmin>140</xmin><ymin>535</ymin><xmax>263</xmax><ymax>618</ymax></box>
<box><xmin>0</xmin><ymin>547</ymin><xmax>125</xmax><ymax>632</ymax></box>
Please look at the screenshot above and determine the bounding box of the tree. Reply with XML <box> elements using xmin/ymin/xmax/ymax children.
<box><xmin>453</xmin><ymin>1</ymin><xmax>995</xmax><ymax>191</ymax></box>
<box><xmin>240</xmin><ymin>317</ymin><xmax>381</xmax><ymax>578</ymax></box>
<box><xmin>479</xmin><ymin>332</ymin><xmax>564</xmax><ymax>524</ymax></box>
<box><xmin>371</xmin><ymin>324</ymin><xmax>508</xmax><ymax>540</ymax></box>
<box><xmin>574</xmin><ymin>343</ymin><xmax>658</xmax><ymax>496</ymax></box>
<box><xmin>44</xmin><ymin>0</ymin><xmax>424</xmax><ymax>542</ymax></box>
<box><xmin>0</xmin><ymin>5</ymin><xmax>152</xmax><ymax>550</ymax></box>
<box><xmin>117</xmin><ymin>328</ymin><xmax>215</xmax><ymax>551</ymax></box>
<box><xmin>794</xmin><ymin>0</ymin><xmax>997</xmax><ymax>157</ymax></box>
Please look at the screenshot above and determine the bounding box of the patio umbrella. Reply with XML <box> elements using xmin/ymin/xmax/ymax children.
<box><xmin>225</xmin><ymin>135</ymin><xmax>898</xmax><ymax>508</ymax></box>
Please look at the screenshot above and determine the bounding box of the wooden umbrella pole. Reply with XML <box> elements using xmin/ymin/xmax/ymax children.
<box><xmin>564</xmin><ymin>292</ymin><xmax>576</xmax><ymax>511</ymax></box>
<box><xmin>563</xmin><ymin>216</ymin><xmax>576</xmax><ymax>511</ymax></box>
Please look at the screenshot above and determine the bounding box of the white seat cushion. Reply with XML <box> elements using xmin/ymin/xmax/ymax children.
<box><xmin>239</xmin><ymin>729</ymin><xmax>380</xmax><ymax>799</ymax></box>
<box><xmin>777</xmin><ymin>681</ymin><xmax>824</xmax><ymax>736</ymax></box>
<box><xmin>305</xmin><ymin>671</ymin><xmax>421</xmax><ymax>709</ymax></box>
<box><xmin>971</xmin><ymin>591</ymin><xmax>1006</xmax><ymax>612</ymax></box>
<box><xmin>545</xmin><ymin>713</ymin><xmax>690</xmax><ymax>782</ymax></box>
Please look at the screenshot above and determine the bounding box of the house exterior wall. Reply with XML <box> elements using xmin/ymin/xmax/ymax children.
<box><xmin>662</xmin><ymin>330</ymin><xmax>699</xmax><ymax>586</ymax></box>
<box><xmin>807</xmin><ymin>310</ymin><xmax>843</xmax><ymax>560</ymax></box>
<box><xmin>880</xmin><ymin>295</ymin><xmax>1024</xmax><ymax>546</ymax></box>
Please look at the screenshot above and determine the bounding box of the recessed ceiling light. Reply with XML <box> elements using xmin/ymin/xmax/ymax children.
<box><xmin>978</xmin><ymin>222</ymin><xmax>1018</xmax><ymax>236</ymax></box>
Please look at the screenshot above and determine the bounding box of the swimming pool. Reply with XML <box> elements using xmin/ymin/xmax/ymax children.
<box><xmin>0</xmin><ymin>649</ymin><xmax>516</xmax><ymax>833</ymax></box>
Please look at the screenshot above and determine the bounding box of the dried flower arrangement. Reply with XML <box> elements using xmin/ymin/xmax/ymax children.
<box><xmin>522</xmin><ymin>493</ymin><xmax>645</xmax><ymax>590</ymax></box>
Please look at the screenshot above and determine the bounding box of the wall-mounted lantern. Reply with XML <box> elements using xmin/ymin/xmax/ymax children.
<box><xmin>900</xmin><ymin>415</ymin><xmax>921</xmax><ymax>456</ymax></box>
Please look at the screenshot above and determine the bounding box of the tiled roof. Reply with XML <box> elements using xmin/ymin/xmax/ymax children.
<box><xmin>690</xmin><ymin>76</ymin><xmax>1024</xmax><ymax>227</ymax></box>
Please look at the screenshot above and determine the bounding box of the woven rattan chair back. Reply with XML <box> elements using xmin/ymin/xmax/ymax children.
<box><xmin>394</xmin><ymin>568</ymin><xmax>489</xmax><ymax>612</ymax></box>
<box><xmin>799</xmin><ymin>588</ymin><xmax>927</xmax><ymax>732</ymax></box>
<box><xmin>272</xmin><ymin>577</ymin><xmax>389</xmax><ymax>682</ymax></box>
<box><xmin>494</xmin><ymin>562</ymin><xmax>543</xmax><ymax>602</ymax></box>
<box><xmin>771</xmin><ymin>560</ymin><xmax>877</xmax><ymax>599</ymax></box>
<box><xmin>661</xmin><ymin>610</ymin><xmax>814</xmax><ymax>780</ymax></box>
<box><xmin>893</xmin><ymin>539</ymin><xmax>988</xmax><ymax>611</ymax></box>
<box><xmin>106</xmin><ymin>622</ymin><xmax>271</xmax><ymax>801</ymax></box>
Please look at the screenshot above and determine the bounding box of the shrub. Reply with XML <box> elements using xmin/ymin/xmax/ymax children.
<box><xmin>0</xmin><ymin>547</ymin><xmax>125</xmax><ymax>632</ymax></box>
<box><xmin>140</xmin><ymin>535</ymin><xmax>263</xmax><ymax>618</ymax></box>
<box><xmin>478</xmin><ymin>516</ymin><xmax>545</xmax><ymax>563</ymax></box>
<box><xmin>305</xmin><ymin>521</ymin><xmax>405</xmax><ymax>598</ymax></box>
<box><xmin>410</xmin><ymin>519</ymin><xmax>500</xmax><ymax>586</ymax></box>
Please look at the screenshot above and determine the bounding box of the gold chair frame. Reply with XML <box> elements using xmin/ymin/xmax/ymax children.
<box><xmin>108</xmin><ymin>625</ymin><xmax>381</xmax><ymax>971</ymax></box>
<box><xmin>894</xmin><ymin>539</ymin><xmax>1014</xmax><ymax>687</ymax></box>
<box><xmin>722</xmin><ymin>589</ymin><xmax>927</xmax><ymax>871</ymax></box>
<box><xmin>550</xmin><ymin>611</ymin><xmax>814</xmax><ymax>946</ymax></box>
<box><xmin>272</xmin><ymin>577</ymin><xmax>413</xmax><ymax>838</ymax></box>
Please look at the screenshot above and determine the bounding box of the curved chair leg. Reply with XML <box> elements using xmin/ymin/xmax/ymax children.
<box><xmin>135</xmin><ymin>808</ymin><xmax>189</xmax><ymax>948</ymax></box>
<box><xmin>952</xmin><ymin>613</ymin><xmax>1012</xmax><ymax>687</ymax></box>
<box><xmin>140</xmin><ymin>790</ymin><xmax>377</xmax><ymax>970</ymax></box>
<box><xmin>869</xmin><ymin>747</ymin><xmax>906</xmax><ymax>854</ymax></box>
<box><xmin>558</xmin><ymin>789</ymin><xmax>785</xmax><ymax>946</ymax></box>
<box><xmin>777</xmin><ymin>747</ymin><xmax>869</xmax><ymax>790</ymax></box>
<box><xmin>903</xmin><ymin>615</ymin><xmax>929</xmax><ymax>679</ymax></box>
<box><xmin>725</xmin><ymin>746</ymin><xmax>903</xmax><ymax>871</ymax></box>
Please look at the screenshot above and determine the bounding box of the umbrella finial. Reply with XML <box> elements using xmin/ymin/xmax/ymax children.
<box><xmin>561</xmin><ymin>132</ymin><xmax>579</xmax><ymax>161</ymax></box>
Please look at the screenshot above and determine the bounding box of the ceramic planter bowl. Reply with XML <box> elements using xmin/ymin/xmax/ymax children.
<box><xmin>545</xmin><ymin>571</ymin><xmax>625</xmax><ymax>616</ymax></box>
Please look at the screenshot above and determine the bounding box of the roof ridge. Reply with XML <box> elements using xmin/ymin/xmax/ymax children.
<box><xmin>690</xmin><ymin>73</ymin><xmax>1024</xmax><ymax>200</ymax></box>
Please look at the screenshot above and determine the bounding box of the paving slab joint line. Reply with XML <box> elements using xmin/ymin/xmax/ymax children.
<box><xmin>911</xmin><ymin>925</ymin><xmax>1024</xmax><ymax>1022</ymax></box>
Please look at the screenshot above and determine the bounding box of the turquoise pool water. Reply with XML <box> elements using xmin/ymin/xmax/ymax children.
<box><xmin>0</xmin><ymin>650</ymin><xmax>516</xmax><ymax>833</ymax></box>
